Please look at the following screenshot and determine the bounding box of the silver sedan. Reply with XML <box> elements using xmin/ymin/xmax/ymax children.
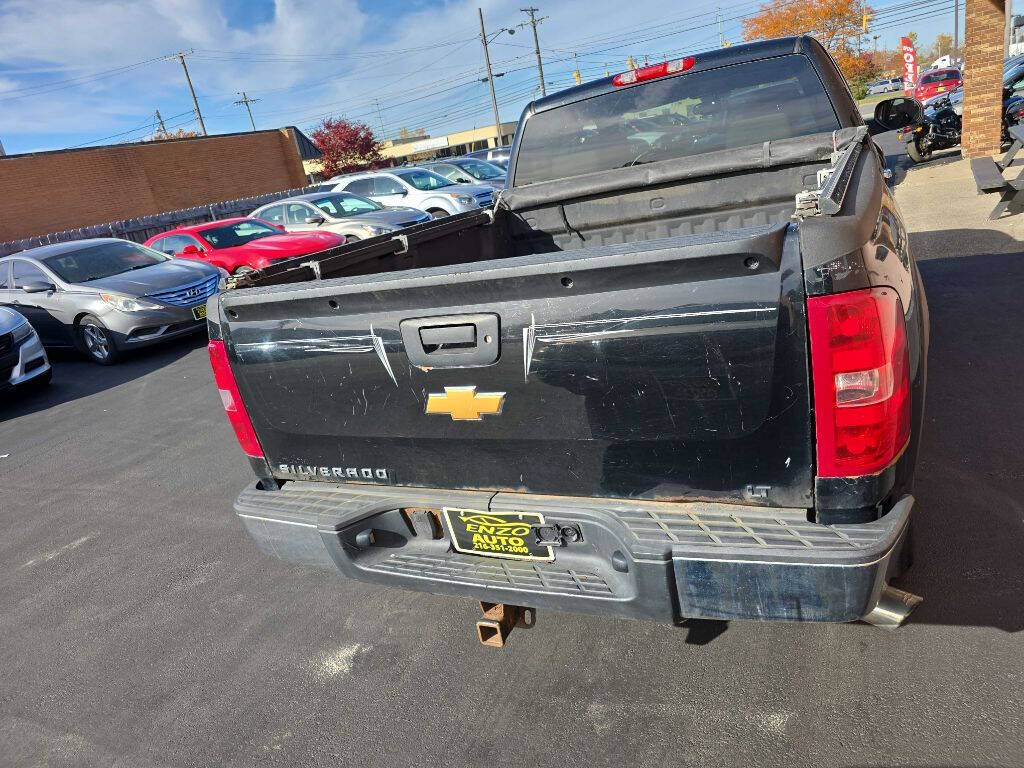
<box><xmin>0</xmin><ymin>239</ymin><xmax>222</xmax><ymax>365</ymax></box>
<box><xmin>251</xmin><ymin>192</ymin><xmax>431</xmax><ymax>242</ymax></box>
<box><xmin>0</xmin><ymin>307</ymin><xmax>51</xmax><ymax>390</ymax></box>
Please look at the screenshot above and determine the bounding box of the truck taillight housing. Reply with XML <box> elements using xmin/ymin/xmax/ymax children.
<box><xmin>613</xmin><ymin>56</ymin><xmax>695</xmax><ymax>86</ymax></box>
<box><xmin>208</xmin><ymin>339</ymin><xmax>264</xmax><ymax>458</ymax></box>
<box><xmin>807</xmin><ymin>287</ymin><xmax>910</xmax><ymax>477</ymax></box>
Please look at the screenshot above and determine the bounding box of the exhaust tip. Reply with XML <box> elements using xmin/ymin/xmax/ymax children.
<box><xmin>863</xmin><ymin>584</ymin><xmax>923</xmax><ymax>629</ymax></box>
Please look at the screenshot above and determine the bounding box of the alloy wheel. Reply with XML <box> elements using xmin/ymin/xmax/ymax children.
<box><xmin>82</xmin><ymin>324</ymin><xmax>110</xmax><ymax>361</ymax></box>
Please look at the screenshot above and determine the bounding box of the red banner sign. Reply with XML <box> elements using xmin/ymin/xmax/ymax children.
<box><xmin>901</xmin><ymin>36</ymin><xmax>918</xmax><ymax>96</ymax></box>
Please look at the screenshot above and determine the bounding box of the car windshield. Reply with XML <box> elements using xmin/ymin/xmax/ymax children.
<box><xmin>393</xmin><ymin>168</ymin><xmax>454</xmax><ymax>190</ymax></box>
<box><xmin>454</xmin><ymin>159</ymin><xmax>504</xmax><ymax>179</ymax></box>
<box><xmin>311</xmin><ymin>193</ymin><xmax>382</xmax><ymax>217</ymax></box>
<box><xmin>199</xmin><ymin>220</ymin><xmax>279</xmax><ymax>249</ymax></box>
<box><xmin>514</xmin><ymin>55</ymin><xmax>840</xmax><ymax>186</ymax></box>
<box><xmin>41</xmin><ymin>241</ymin><xmax>169</xmax><ymax>283</ymax></box>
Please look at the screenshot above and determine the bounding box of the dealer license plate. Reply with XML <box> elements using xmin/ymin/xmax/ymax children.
<box><xmin>442</xmin><ymin>508</ymin><xmax>554</xmax><ymax>562</ymax></box>
<box><xmin>192</xmin><ymin>305</ymin><xmax>207</xmax><ymax>320</ymax></box>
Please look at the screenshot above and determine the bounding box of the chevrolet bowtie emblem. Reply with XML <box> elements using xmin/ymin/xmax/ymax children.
<box><xmin>425</xmin><ymin>386</ymin><xmax>506</xmax><ymax>421</ymax></box>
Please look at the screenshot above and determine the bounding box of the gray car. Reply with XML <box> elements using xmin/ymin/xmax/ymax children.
<box><xmin>0</xmin><ymin>239</ymin><xmax>222</xmax><ymax>365</ymax></box>
<box><xmin>0</xmin><ymin>307</ymin><xmax>51</xmax><ymax>390</ymax></box>
<box><xmin>251</xmin><ymin>191</ymin><xmax>431</xmax><ymax>242</ymax></box>
<box><xmin>419</xmin><ymin>158</ymin><xmax>507</xmax><ymax>191</ymax></box>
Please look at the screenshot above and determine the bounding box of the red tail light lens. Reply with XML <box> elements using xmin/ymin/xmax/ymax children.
<box><xmin>208</xmin><ymin>339</ymin><xmax>264</xmax><ymax>458</ymax></box>
<box><xmin>807</xmin><ymin>287</ymin><xmax>910</xmax><ymax>477</ymax></box>
<box><xmin>613</xmin><ymin>57</ymin><xmax>694</xmax><ymax>86</ymax></box>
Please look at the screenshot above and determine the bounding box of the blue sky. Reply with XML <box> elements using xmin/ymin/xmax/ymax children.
<box><xmin>0</xmin><ymin>0</ymin><xmax>966</xmax><ymax>155</ymax></box>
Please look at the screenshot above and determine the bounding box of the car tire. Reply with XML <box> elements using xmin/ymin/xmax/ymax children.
<box><xmin>76</xmin><ymin>315</ymin><xmax>120</xmax><ymax>365</ymax></box>
<box><xmin>427</xmin><ymin>208</ymin><xmax>449</xmax><ymax>219</ymax></box>
<box><xmin>907</xmin><ymin>139</ymin><xmax>932</xmax><ymax>163</ymax></box>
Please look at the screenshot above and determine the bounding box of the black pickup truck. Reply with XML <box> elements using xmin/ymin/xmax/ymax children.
<box><xmin>207</xmin><ymin>36</ymin><xmax>929</xmax><ymax>638</ymax></box>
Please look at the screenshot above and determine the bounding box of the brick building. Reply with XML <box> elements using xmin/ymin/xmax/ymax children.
<box><xmin>963</xmin><ymin>0</ymin><xmax>1010</xmax><ymax>157</ymax></box>
<box><xmin>0</xmin><ymin>127</ymin><xmax>317</xmax><ymax>242</ymax></box>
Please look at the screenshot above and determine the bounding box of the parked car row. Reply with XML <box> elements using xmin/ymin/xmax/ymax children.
<box><xmin>0</xmin><ymin>239</ymin><xmax>222</xmax><ymax>370</ymax></box>
<box><xmin>0</xmin><ymin>154</ymin><xmax>509</xmax><ymax>377</ymax></box>
<box><xmin>319</xmin><ymin>166</ymin><xmax>498</xmax><ymax>218</ymax></box>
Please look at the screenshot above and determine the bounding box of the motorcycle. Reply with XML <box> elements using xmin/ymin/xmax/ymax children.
<box><xmin>897</xmin><ymin>87</ymin><xmax>1024</xmax><ymax>163</ymax></box>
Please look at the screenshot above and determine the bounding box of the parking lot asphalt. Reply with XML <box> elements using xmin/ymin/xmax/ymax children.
<box><xmin>3</xmin><ymin>171</ymin><xmax>1024</xmax><ymax>767</ymax></box>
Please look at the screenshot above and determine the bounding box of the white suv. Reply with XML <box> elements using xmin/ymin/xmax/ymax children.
<box><xmin>326</xmin><ymin>169</ymin><xmax>495</xmax><ymax>218</ymax></box>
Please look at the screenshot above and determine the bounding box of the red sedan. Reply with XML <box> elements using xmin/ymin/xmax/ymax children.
<box><xmin>144</xmin><ymin>218</ymin><xmax>344</xmax><ymax>274</ymax></box>
<box><xmin>914</xmin><ymin>68</ymin><xmax>962</xmax><ymax>102</ymax></box>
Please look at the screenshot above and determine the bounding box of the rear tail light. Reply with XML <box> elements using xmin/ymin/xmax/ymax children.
<box><xmin>807</xmin><ymin>287</ymin><xmax>910</xmax><ymax>477</ymax></box>
<box><xmin>613</xmin><ymin>56</ymin><xmax>694</xmax><ymax>86</ymax></box>
<box><xmin>208</xmin><ymin>339</ymin><xmax>264</xmax><ymax>458</ymax></box>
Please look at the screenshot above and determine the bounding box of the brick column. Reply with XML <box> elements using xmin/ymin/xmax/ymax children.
<box><xmin>962</xmin><ymin>0</ymin><xmax>1006</xmax><ymax>157</ymax></box>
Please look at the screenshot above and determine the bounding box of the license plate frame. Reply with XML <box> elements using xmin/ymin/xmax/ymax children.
<box><xmin>192</xmin><ymin>304</ymin><xmax>207</xmax><ymax>321</ymax></box>
<box><xmin>442</xmin><ymin>507</ymin><xmax>554</xmax><ymax>562</ymax></box>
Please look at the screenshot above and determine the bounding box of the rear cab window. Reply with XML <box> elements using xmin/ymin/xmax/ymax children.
<box><xmin>513</xmin><ymin>54</ymin><xmax>841</xmax><ymax>186</ymax></box>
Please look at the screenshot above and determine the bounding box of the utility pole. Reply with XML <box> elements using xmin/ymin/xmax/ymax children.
<box><xmin>717</xmin><ymin>10</ymin><xmax>724</xmax><ymax>47</ymax></box>
<box><xmin>234</xmin><ymin>91</ymin><xmax>260</xmax><ymax>131</ymax></box>
<box><xmin>478</xmin><ymin>7</ymin><xmax>503</xmax><ymax>148</ymax></box>
<box><xmin>1005</xmin><ymin>0</ymin><xmax>1013</xmax><ymax>58</ymax></box>
<box><xmin>374</xmin><ymin>99</ymin><xmax>387</xmax><ymax>138</ymax></box>
<box><xmin>175</xmin><ymin>50</ymin><xmax>207</xmax><ymax>136</ymax></box>
<box><xmin>953</xmin><ymin>0</ymin><xmax>960</xmax><ymax>60</ymax></box>
<box><xmin>519</xmin><ymin>7</ymin><xmax>547</xmax><ymax>97</ymax></box>
<box><xmin>155</xmin><ymin>109</ymin><xmax>167</xmax><ymax>135</ymax></box>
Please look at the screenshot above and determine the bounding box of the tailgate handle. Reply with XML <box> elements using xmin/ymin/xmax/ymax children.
<box><xmin>419</xmin><ymin>324</ymin><xmax>476</xmax><ymax>352</ymax></box>
<box><xmin>400</xmin><ymin>313</ymin><xmax>500</xmax><ymax>368</ymax></box>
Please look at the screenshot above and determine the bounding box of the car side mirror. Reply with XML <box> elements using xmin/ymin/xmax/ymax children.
<box><xmin>868</xmin><ymin>97</ymin><xmax>924</xmax><ymax>135</ymax></box>
<box><xmin>304</xmin><ymin>215</ymin><xmax>326</xmax><ymax>225</ymax></box>
<box><xmin>181</xmin><ymin>244</ymin><xmax>201</xmax><ymax>255</ymax></box>
<box><xmin>22</xmin><ymin>280</ymin><xmax>56</xmax><ymax>294</ymax></box>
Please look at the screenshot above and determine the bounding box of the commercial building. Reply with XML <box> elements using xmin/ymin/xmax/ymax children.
<box><xmin>0</xmin><ymin>127</ymin><xmax>318</xmax><ymax>242</ymax></box>
<box><xmin>379</xmin><ymin>122</ymin><xmax>518</xmax><ymax>164</ymax></box>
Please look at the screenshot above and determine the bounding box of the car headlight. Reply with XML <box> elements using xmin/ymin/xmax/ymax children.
<box><xmin>448</xmin><ymin>194</ymin><xmax>476</xmax><ymax>205</ymax></box>
<box><xmin>99</xmin><ymin>292</ymin><xmax>163</xmax><ymax>312</ymax></box>
<box><xmin>362</xmin><ymin>225</ymin><xmax>393</xmax><ymax>235</ymax></box>
<box><xmin>11</xmin><ymin>320</ymin><xmax>34</xmax><ymax>344</ymax></box>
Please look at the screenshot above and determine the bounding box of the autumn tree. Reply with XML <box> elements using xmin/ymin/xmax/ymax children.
<box><xmin>147</xmin><ymin>127</ymin><xmax>200</xmax><ymax>142</ymax></box>
<box><xmin>742</xmin><ymin>0</ymin><xmax>875</xmax><ymax>79</ymax></box>
<box><xmin>931</xmin><ymin>33</ymin><xmax>958</xmax><ymax>60</ymax></box>
<box><xmin>311</xmin><ymin>118</ymin><xmax>385</xmax><ymax>178</ymax></box>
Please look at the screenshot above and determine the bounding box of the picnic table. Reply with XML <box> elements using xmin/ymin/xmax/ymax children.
<box><xmin>970</xmin><ymin>124</ymin><xmax>1024</xmax><ymax>219</ymax></box>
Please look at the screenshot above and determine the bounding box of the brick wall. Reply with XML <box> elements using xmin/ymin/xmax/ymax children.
<box><xmin>962</xmin><ymin>0</ymin><xmax>1007</xmax><ymax>157</ymax></box>
<box><xmin>0</xmin><ymin>128</ymin><xmax>308</xmax><ymax>241</ymax></box>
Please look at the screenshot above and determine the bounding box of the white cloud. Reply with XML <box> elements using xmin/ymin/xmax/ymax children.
<box><xmin>0</xmin><ymin>0</ymin><xmax>954</xmax><ymax>152</ymax></box>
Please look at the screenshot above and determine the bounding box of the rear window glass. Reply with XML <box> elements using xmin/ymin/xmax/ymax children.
<box><xmin>919</xmin><ymin>70</ymin><xmax>959</xmax><ymax>85</ymax></box>
<box><xmin>513</xmin><ymin>55</ymin><xmax>841</xmax><ymax>186</ymax></box>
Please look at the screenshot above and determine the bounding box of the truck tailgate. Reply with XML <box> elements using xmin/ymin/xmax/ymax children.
<box><xmin>218</xmin><ymin>223</ymin><xmax>813</xmax><ymax>508</ymax></box>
